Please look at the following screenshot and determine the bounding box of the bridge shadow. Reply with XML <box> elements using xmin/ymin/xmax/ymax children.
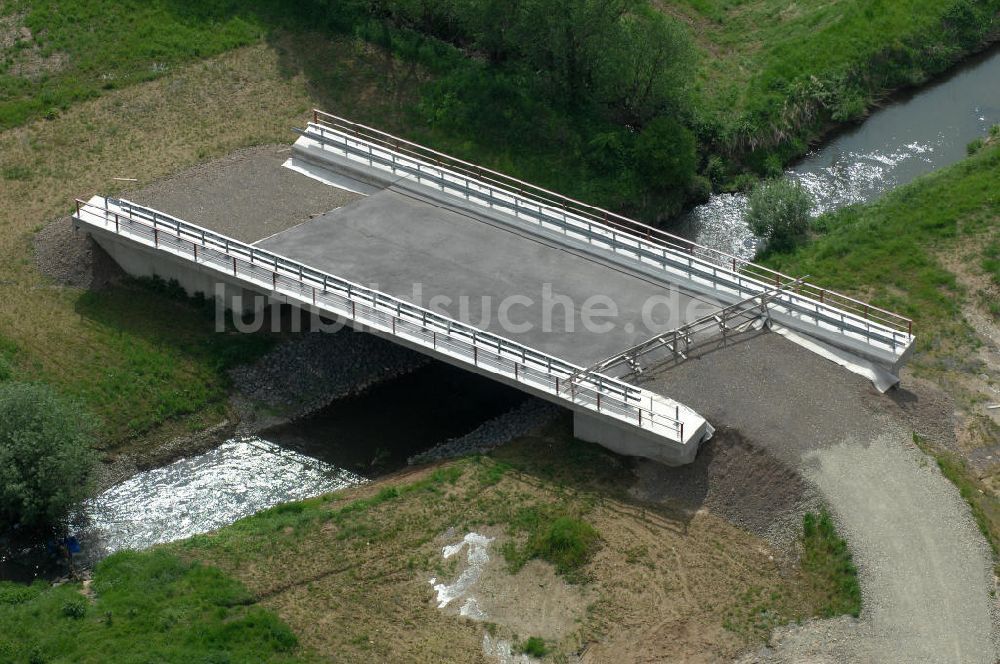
<box><xmin>489</xmin><ymin>413</ymin><xmax>700</xmax><ymax>535</ymax></box>
<box><xmin>490</xmin><ymin>410</ymin><xmax>811</xmax><ymax>544</ymax></box>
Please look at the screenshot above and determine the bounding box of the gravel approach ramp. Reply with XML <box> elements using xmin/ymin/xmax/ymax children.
<box><xmin>638</xmin><ymin>331</ymin><xmax>998</xmax><ymax>663</ymax></box>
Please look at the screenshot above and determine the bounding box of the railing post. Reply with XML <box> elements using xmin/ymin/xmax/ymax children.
<box><xmin>232</xmin><ymin>256</ymin><xmax>237</xmax><ymax>276</ymax></box>
<box><xmin>114</xmin><ymin>214</ymin><xmax>119</xmax><ymax>233</ymax></box>
<box><xmin>193</xmin><ymin>244</ymin><xmax>198</xmax><ymax>261</ymax></box>
<box><xmin>153</xmin><ymin>228</ymin><xmax>158</xmax><ymax>247</ymax></box>
<box><xmin>272</xmin><ymin>271</ymin><xmax>277</xmax><ymax>290</ymax></box>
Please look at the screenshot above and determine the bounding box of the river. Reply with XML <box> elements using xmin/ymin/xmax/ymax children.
<box><xmin>5</xmin><ymin>44</ymin><xmax>1000</xmax><ymax>584</ymax></box>
<box><xmin>0</xmin><ymin>363</ymin><xmax>525</xmax><ymax>581</ymax></box>
<box><xmin>677</xmin><ymin>45</ymin><xmax>1000</xmax><ymax>258</ymax></box>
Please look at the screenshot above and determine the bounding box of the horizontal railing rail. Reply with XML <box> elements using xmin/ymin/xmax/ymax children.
<box><xmin>308</xmin><ymin>109</ymin><xmax>913</xmax><ymax>351</ymax></box>
<box><xmin>74</xmin><ymin>196</ymin><xmax>697</xmax><ymax>443</ymax></box>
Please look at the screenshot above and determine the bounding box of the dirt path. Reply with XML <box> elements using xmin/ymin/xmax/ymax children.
<box><xmin>640</xmin><ymin>330</ymin><xmax>999</xmax><ymax>663</ymax></box>
<box><xmin>744</xmin><ymin>431</ymin><xmax>996</xmax><ymax>662</ymax></box>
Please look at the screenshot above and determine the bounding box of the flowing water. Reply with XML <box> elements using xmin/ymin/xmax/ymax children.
<box><xmin>6</xmin><ymin>46</ymin><xmax>1000</xmax><ymax>583</ymax></box>
<box><xmin>677</xmin><ymin>45</ymin><xmax>1000</xmax><ymax>258</ymax></box>
<box><xmin>0</xmin><ymin>362</ymin><xmax>525</xmax><ymax>581</ymax></box>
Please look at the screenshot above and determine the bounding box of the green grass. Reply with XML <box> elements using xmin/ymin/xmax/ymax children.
<box><xmin>0</xmin><ymin>334</ymin><xmax>17</xmax><ymax>382</ymax></box>
<box><xmin>761</xmin><ymin>139</ymin><xmax>1000</xmax><ymax>356</ymax></box>
<box><xmin>800</xmin><ymin>510</ymin><xmax>861</xmax><ymax>618</ymax></box>
<box><xmin>0</xmin><ymin>550</ymin><xmax>310</xmax><ymax>663</ymax></box>
<box><xmin>670</xmin><ymin>0</ymin><xmax>1000</xmax><ymax>164</ymax></box>
<box><xmin>0</xmin><ymin>0</ymin><xmax>264</xmax><ymax>129</ymax></box>
<box><xmin>66</xmin><ymin>277</ymin><xmax>277</xmax><ymax>442</ymax></box>
<box><xmin>983</xmin><ymin>239</ymin><xmax>1000</xmax><ymax>286</ymax></box>
<box><xmin>519</xmin><ymin>636</ymin><xmax>549</xmax><ymax>657</ymax></box>
<box><xmin>501</xmin><ymin>507</ymin><xmax>600</xmax><ymax>581</ymax></box>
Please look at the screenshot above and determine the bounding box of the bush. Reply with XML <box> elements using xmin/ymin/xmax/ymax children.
<box><xmin>520</xmin><ymin>636</ymin><xmax>548</xmax><ymax>657</ymax></box>
<box><xmin>967</xmin><ymin>137</ymin><xmax>985</xmax><ymax>156</ymax></box>
<box><xmin>503</xmin><ymin>509</ymin><xmax>600</xmax><ymax>581</ymax></box>
<box><xmin>61</xmin><ymin>598</ymin><xmax>87</xmax><ymax>619</ymax></box>
<box><xmin>0</xmin><ymin>383</ymin><xmax>95</xmax><ymax>531</ymax></box>
<box><xmin>687</xmin><ymin>175</ymin><xmax>712</xmax><ymax>204</ymax></box>
<box><xmin>746</xmin><ymin>179</ymin><xmax>814</xmax><ymax>253</ymax></box>
<box><xmin>634</xmin><ymin>116</ymin><xmax>697</xmax><ymax>193</ymax></box>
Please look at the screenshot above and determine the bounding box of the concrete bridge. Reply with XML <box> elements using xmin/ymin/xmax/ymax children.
<box><xmin>72</xmin><ymin>110</ymin><xmax>914</xmax><ymax>465</ymax></box>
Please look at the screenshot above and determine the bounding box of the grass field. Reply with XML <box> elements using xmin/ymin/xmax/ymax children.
<box><xmin>0</xmin><ymin>424</ymin><xmax>862</xmax><ymax>662</ymax></box>
<box><xmin>762</xmin><ymin>137</ymin><xmax>1000</xmax><ymax>358</ymax></box>
<box><xmin>663</xmin><ymin>0</ymin><xmax>1000</xmax><ymax>165</ymax></box>
<box><xmin>0</xmin><ymin>44</ymin><xmax>310</xmax><ymax>444</ymax></box>
<box><xmin>0</xmin><ymin>550</ymin><xmax>311</xmax><ymax>664</ymax></box>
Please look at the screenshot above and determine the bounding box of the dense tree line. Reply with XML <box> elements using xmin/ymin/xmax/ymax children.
<box><xmin>310</xmin><ymin>0</ymin><xmax>701</xmax><ymax>216</ymax></box>
<box><xmin>363</xmin><ymin>0</ymin><xmax>694</xmax><ymax>127</ymax></box>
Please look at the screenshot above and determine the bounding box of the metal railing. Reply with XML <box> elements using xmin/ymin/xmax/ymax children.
<box><xmin>584</xmin><ymin>278</ymin><xmax>803</xmax><ymax>379</ymax></box>
<box><xmin>74</xmin><ymin>196</ymin><xmax>696</xmax><ymax>443</ymax></box>
<box><xmin>306</xmin><ymin>109</ymin><xmax>913</xmax><ymax>356</ymax></box>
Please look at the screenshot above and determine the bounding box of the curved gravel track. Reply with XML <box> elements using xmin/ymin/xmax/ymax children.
<box><xmin>640</xmin><ymin>330</ymin><xmax>999</xmax><ymax>663</ymax></box>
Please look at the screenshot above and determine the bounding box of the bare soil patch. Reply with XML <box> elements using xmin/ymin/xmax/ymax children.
<box><xmin>179</xmin><ymin>423</ymin><xmax>822</xmax><ymax>663</ymax></box>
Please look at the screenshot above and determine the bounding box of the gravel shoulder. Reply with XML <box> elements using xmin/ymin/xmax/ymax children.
<box><xmin>126</xmin><ymin>144</ymin><xmax>360</xmax><ymax>243</ymax></box>
<box><xmin>640</xmin><ymin>330</ymin><xmax>999</xmax><ymax>663</ymax></box>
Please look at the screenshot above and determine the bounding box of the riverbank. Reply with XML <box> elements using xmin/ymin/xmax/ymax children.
<box><xmin>753</xmin><ymin>131</ymin><xmax>1000</xmax><ymax>625</ymax></box>
<box><xmin>0</xmin><ymin>5</ymin><xmax>996</xmax><ymax>454</ymax></box>
<box><xmin>665</xmin><ymin>0</ymin><xmax>1000</xmax><ymax>168</ymax></box>
<box><xmin>0</xmin><ymin>422</ymin><xmax>863</xmax><ymax>663</ymax></box>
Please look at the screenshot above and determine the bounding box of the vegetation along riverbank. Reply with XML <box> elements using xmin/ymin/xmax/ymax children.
<box><xmin>1</xmin><ymin>423</ymin><xmax>861</xmax><ymax>662</ymax></box>
<box><xmin>0</xmin><ymin>2</ymin><xmax>997</xmax><ymax>661</ymax></box>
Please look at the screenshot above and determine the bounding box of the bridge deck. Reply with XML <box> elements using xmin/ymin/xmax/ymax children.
<box><xmin>254</xmin><ymin>186</ymin><xmax>717</xmax><ymax>368</ymax></box>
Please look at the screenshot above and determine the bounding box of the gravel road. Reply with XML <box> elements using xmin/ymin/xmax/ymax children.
<box><xmin>641</xmin><ymin>330</ymin><xmax>999</xmax><ymax>663</ymax></box>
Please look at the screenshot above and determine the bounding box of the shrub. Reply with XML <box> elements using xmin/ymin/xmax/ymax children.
<box><xmin>503</xmin><ymin>509</ymin><xmax>600</xmax><ymax>580</ymax></box>
<box><xmin>634</xmin><ymin>116</ymin><xmax>697</xmax><ymax>193</ymax></box>
<box><xmin>687</xmin><ymin>175</ymin><xmax>712</xmax><ymax>204</ymax></box>
<box><xmin>61</xmin><ymin>598</ymin><xmax>87</xmax><ymax>619</ymax></box>
<box><xmin>746</xmin><ymin>179</ymin><xmax>814</xmax><ymax>253</ymax></box>
<box><xmin>520</xmin><ymin>636</ymin><xmax>548</xmax><ymax>657</ymax></box>
<box><xmin>967</xmin><ymin>137</ymin><xmax>985</xmax><ymax>156</ymax></box>
<box><xmin>0</xmin><ymin>383</ymin><xmax>95</xmax><ymax>531</ymax></box>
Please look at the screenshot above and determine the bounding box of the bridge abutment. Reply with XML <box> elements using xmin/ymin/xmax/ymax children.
<box><xmin>573</xmin><ymin>411</ymin><xmax>710</xmax><ymax>466</ymax></box>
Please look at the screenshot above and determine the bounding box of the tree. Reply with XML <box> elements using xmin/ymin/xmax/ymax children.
<box><xmin>746</xmin><ymin>179</ymin><xmax>814</xmax><ymax>253</ymax></box>
<box><xmin>634</xmin><ymin>116</ymin><xmax>697</xmax><ymax>192</ymax></box>
<box><xmin>0</xmin><ymin>383</ymin><xmax>95</xmax><ymax>531</ymax></box>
